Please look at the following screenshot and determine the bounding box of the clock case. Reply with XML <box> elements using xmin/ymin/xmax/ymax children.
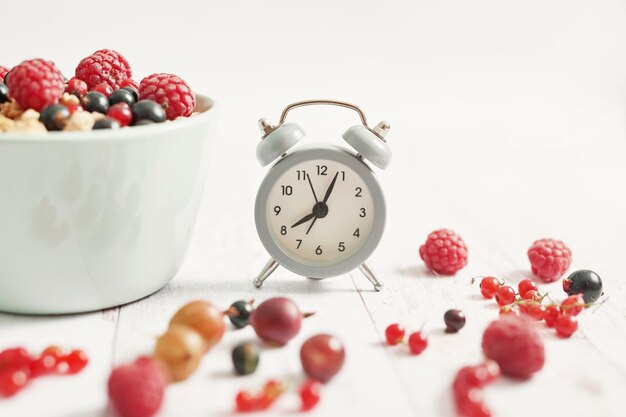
<box><xmin>252</xmin><ymin>100</ymin><xmax>392</xmax><ymax>291</ymax></box>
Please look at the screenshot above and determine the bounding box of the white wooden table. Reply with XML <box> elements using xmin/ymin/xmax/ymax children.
<box><xmin>2</xmin><ymin>1</ymin><xmax>626</xmax><ymax>416</ymax></box>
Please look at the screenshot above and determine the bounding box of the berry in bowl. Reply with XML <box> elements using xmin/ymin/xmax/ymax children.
<box><xmin>0</xmin><ymin>50</ymin><xmax>218</xmax><ymax>314</ymax></box>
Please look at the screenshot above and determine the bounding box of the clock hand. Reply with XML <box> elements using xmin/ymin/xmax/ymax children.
<box><xmin>306</xmin><ymin>173</ymin><xmax>319</xmax><ymax>203</ymax></box>
<box><xmin>306</xmin><ymin>217</ymin><xmax>317</xmax><ymax>235</ymax></box>
<box><xmin>291</xmin><ymin>212</ymin><xmax>316</xmax><ymax>228</ymax></box>
<box><xmin>322</xmin><ymin>172</ymin><xmax>339</xmax><ymax>204</ymax></box>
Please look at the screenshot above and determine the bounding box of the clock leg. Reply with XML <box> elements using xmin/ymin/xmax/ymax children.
<box><xmin>359</xmin><ymin>262</ymin><xmax>383</xmax><ymax>291</ymax></box>
<box><xmin>253</xmin><ymin>258</ymin><xmax>279</xmax><ymax>288</ymax></box>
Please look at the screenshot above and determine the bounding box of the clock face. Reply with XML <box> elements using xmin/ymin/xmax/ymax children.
<box><xmin>265</xmin><ymin>158</ymin><xmax>375</xmax><ymax>267</ymax></box>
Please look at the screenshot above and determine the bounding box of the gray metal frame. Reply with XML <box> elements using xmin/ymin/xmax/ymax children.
<box><xmin>254</xmin><ymin>144</ymin><xmax>386</xmax><ymax>279</ymax></box>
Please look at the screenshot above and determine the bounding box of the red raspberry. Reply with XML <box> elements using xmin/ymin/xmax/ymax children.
<box><xmin>0</xmin><ymin>66</ymin><xmax>9</xmax><ymax>81</ymax></box>
<box><xmin>527</xmin><ymin>238</ymin><xmax>572</xmax><ymax>282</ymax></box>
<box><xmin>75</xmin><ymin>49</ymin><xmax>132</xmax><ymax>91</ymax></box>
<box><xmin>481</xmin><ymin>317</ymin><xmax>544</xmax><ymax>379</ymax></box>
<box><xmin>139</xmin><ymin>73</ymin><xmax>196</xmax><ymax>120</ymax></box>
<box><xmin>6</xmin><ymin>59</ymin><xmax>64</xmax><ymax>111</ymax></box>
<box><xmin>108</xmin><ymin>356</ymin><xmax>168</xmax><ymax>417</ymax></box>
<box><xmin>419</xmin><ymin>229</ymin><xmax>468</xmax><ymax>275</ymax></box>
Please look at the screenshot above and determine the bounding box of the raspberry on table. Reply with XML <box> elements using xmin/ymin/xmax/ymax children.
<box><xmin>419</xmin><ymin>229</ymin><xmax>468</xmax><ymax>275</ymax></box>
<box><xmin>108</xmin><ymin>356</ymin><xmax>168</xmax><ymax>417</ymax></box>
<box><xmin>481</xmin><ymin>317</ymin><xmax>544</xmax><ymax>379</ymax></box>
<box><xmin>527</xmin><ymin>238</ymin><xmax>572</xmax><ymax>282</ymax></box>
<box><xmin>75</xmin><ymin>49</ymin><xmax>132</xmax><ymax>91</ymax></box>
<box><xmin>6</xmin><ymin>59</ymin><xmax>65</xmax><ymax>112</ymax></box>
<box><xmin>139</xmin><ymin>73</ymin><xmax>196</xmax><ymax>120</ymax></box>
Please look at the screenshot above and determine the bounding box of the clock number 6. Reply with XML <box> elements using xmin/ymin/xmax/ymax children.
<box><xmin>315</xmin><ymin>245</ymin><xmax>323</xmax><ymax>255</ymax></box>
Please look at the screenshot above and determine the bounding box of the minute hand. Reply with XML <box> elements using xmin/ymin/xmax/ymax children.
<box><xmin>322</xmin><ymin>172</ymin><xmax>339</xmax><ymax>204</ymax></box>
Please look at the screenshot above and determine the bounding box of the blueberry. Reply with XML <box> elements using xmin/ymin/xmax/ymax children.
<box><xmin>81</xmin><ymin>92</ymin><xmax>109</xmax><ymax>114</ymax></box>
<box><xmin>121</xmin><ymin>86</ymin><xmax>139</xmax><ymax>102</ymax></box>
<box><xmin>563</xmin><ymin>270</ymin><xmax>603</xmax><ymax>303</ymax></box>
<box><xmin>0</xmin><ymin>83</ymin><xmax>9</xmax><ymax>104</ymax></box>
<box><xmin>39</xmin><ymin>104</ymin><xmax>70</xmax><ymax>131</ymax></box>
<box><xmin>93</xmin><ymin>117</ymin><xmax>120</xmax><ymax>130</ymax></box>
<box><xmin>231</xmin><ymin>342</ymin><xmax>260</xmax><ymax>375</ymax></box>
<box><xmin>444</xmin><ymin>309</ymin><xmax>466</xmax><ymax>333</ymax></box>
<box><xmin>228</xmin><ymin>300</ymin><xmax>254</xmax><ymax>329</ymax></box>
<box><xmin>132</xmin><ymin>100</ymin><xmax>166</xmax><ymax>124</ymax></box>
<box><xmin>109</xmin><ymin>89</ymin><xmax>136</xmax><ymax>107</ymax></box>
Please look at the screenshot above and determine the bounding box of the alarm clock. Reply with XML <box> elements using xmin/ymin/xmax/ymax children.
<box><xmin>252</xmin><ymin>100</ymin><xmax>391</xmax><ymax>291</ymax></box>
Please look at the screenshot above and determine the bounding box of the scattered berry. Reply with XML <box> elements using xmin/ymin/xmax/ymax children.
<box><xmin>231</xmin><ymin>342</ymin><xmax>260</xmax><ymax>376</ymax></box>
<box><xmin>444</xmin><ymin>309</ymin><xmax>466</xmax><ymax>333</ymax></box>
<box><xmin>419</xmin><ymin>229</ymin><xmax>468</xmax><ymax>275</ymax></box>
<box><xmin>0</xmin><ymin>368</ymin><xmax>28</xmax><ymax>397</ymax></box>
<box><xmin>139</xmin><ymin>73</ymin><xmax>196</xmax><ymax>120</ymax></box>
<box><xmin>300</xmin><ymin>379</ymin><xmax>322</xmax><ymax>411</ymax></box>
<box><xmin>499</xmin><ymin>305</ymin><xmax>518</xmax><ymax>318</ymax></box>
<box><xmin>517</xmin><ymin>279</ymin><xmax>538</xmax><ymax>298</ymax></box>
<box><xmin>555</xmin><ymin>314</ymin><xmax>578</xmax><ymax>338</ymax></box>
<box><xmin>131</xmin><ymin>100</ymin><xmax>166</xmax><ymax>124</ymax></box>
<box><xmin>560</xmin><ymin>294</ymin><xmax>584</xmax><ymax>316</ymax></box>
<box><xmin>235</xmin><ymin>390</ymin><xmax>256</xmax><ymax>412</ymax></box>
<box><xmin>65</xmin><ymin>77</ymin><xmax>88</xmax><ymax>98</ymax></box>
<box><xmin>0</xmin><ymin>66</ymin><xmax>9</xmax><ymax>81</ymax></box>
<box><xmin>227</xmin><ymin>300</ymin><xmax>255</xmax><ymax>329</ymax></box>
<box><xmin>93</xmin><ymin>82</ymin><xmax>113</xmax><ymax>98</ymax></box>
<box><xmin>6</xmin><ymin>58</ymin><xmax>64</xmax><ymax>111</ymax></box>
<box><xmin>121</xmin><ymin>86</ymin><xmax>139</xmax><ymax>101</ymax></box>
<box><xmin>0</xmin><ymin>347</ymin><xmax>31</xmax><ymax>369</ymax></box>
<box><xmin>523</xmin><ymin>302</ymin><xmax>546</xmax><ymax>321</ymax></box>
<box><xmin>481</xmin><ymin>317</ymin><xmax>544</xmax><ymax>379</ymax></box>
<box><xmin>527</xmin><ymin>238</ymin><xmax>572</xmax><ymax>282</ymax></box>
<box><xmin>384</xmin><ymin>323</ymin><xmax>405</xmax><ymax>345</ymax></box>
<box><xmin>39</xmin><ymin>104</ymin><xmax>70</xmax><ymax>131</ymax></box>
<box><xmin>0</xmin><ymin>82</ymin><xmax>9</xmax><ymax>104</ymax></box>
<box><xmin>522</xmin><ymin>289</ymin><xmax>541</xmax><ymax>302</ymax></box>
<box><xmin>108</xmin><ymin>356</ymin><xmax>168</xmax><ymax>417</ymax></box>
<box><xmin>65</xmin><ymin>350</ymin><xmax>88</xmax><ymax>374</ymax></box>
<box><xmin>479</xmin><ymin>276</ymin><xmax>500</xmax><ymax>299</ymax></box>
<box><xmin>120</xmin><ymin>78</ymin><xmax>140</xmax><ymax>91</ymax></box>
<box><xmin>153</xmin><ymin>324</ymin><xmax>205</xmax><ymax>382</ymax></box>
<box><xmin>543</xmin><ymin>305</ymin><xmax>559</xmax><ymax>327</ymax></box>
<box><xmin>250</xmin><ymin>297</ymin><xmax>307</xmax><ymax>346</ymax></box>
<box><xmin>452</xmin><ymin>361</ymin><xmax>500</xmax><ymax>392</ymax></box>
<box><xmin>300</xmin><ymin>334</ymin><xmax>345</xmax><ymax>383</ymax></box>
<box><xmin>108</xmin><ymin>88</ymin><xmax>136</xmax><ymax>107</ymax></box>
<box><xmin>107</xmin><ymin>103</ymin><xmax>133</xmax><ymax>127</ymax></box>
<box><xmin>81</xmin><ymin>91</ymin><xmax>109</xmax><ymax>114</ymax></box>
<box><xmin>75</xmin><ymin>49</ymin><xmax>132</xmax><ymax>90</ymax></box>
<box><xmin>563</xmin><ymin>269</ymin><xmax>603</xmax><ymax>303</ymax></box>
<box><xmin>408</xmin><ymin>331</ymin><xmax>428</xmax><ymax>355</ymax></box>
<box><xmin>93</xmin><ymin>118</ymin><xmax>120</xmax><ymax>130</ymax></box>
<box><xmin>494</xmin><ymin>285</ymin><xmax>516</xmax><ymax>306</ymax></box>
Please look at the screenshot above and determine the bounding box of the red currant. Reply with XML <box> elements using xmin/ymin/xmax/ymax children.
<box><xmin>454</xmin><ymin>388</ymin><xmax>490</xmax><ymax>417</ymax></box>
<box><xmin>544</xmin><ymin>305</ymin><xmax>559</xmax><ymax>327</ymax></box>
<box><xmin>517</xmin><ymin>279</ymin><xmax>538</xmax><ymax>298</ymax></box>
<box><xmin>0</xmin><ymin>368</ymin><xmax>28</xmax><ymax>397</ymax></box>
<box><xmin>29</xmin><ymin>353</ymin><xmax>57</xmax><ymax>377</ymax></box>
<box><xmin>0</xmin><ymin>347</ymin><xmax>31</xmax><ymax>369</ymax></box>
<box><xmin>93</xmin><ymin>82</ymin><xmax>113</xmax><ymax>98</ymax></box>
<box><xmin>65</xmin><ymin>350</ymin><xmax>88</xmax><ymax>374</ymax></box>
<box><xmin>107</xmin><ymin>103</ymin><xmax>133</xmax><ymax>127</ymax></box>
<box><xmin>299</xmin><ymin>379</ymin><xmax>322</xmax><ymax>411</ymax></box>
<box><xmin>407</xmin><ymin>331</ymin><xmax>428</xmax><ymax>355</ymax></box>
<box><xmin>65</xmin><ymin>77</ymin><xmax>88</xmax><ymax>98</ymax></box>
<box><xmin>499</xmin><ymin>305</ymin><xmax>518</xmax><ymax>317</ymax></box>
<box><xmin>479</xmin><ymin>277</ymin><xmax>500</xmax><ymax>299</ymax></box>
<box><xmin>384</xmin><ymin>324</ymin><xmax>405</xmax><ymax>345</ymax></box>
<box><xmin>235</xmin><ymin>390</ymin><xmax>255</xmax><ymax>412</ymax></box>
<box><xmin>555</xmin><ymin>314</ymin><xmax>578</xmax><ymax>338</ymax></box>
<box><xmin>560</xmin><ymin>294</ymin><xmax>584</xmax><ymax>316</ymax></box>
<box><xmin>120</xmin><ymin>79</ymin><xmax>139</xmax><ymax>91</ymax></box>
<box><xmin>495</xmin><ymin>285</ymin><xmax>516</xmax><ymax>306</ymax></box>
<box><xmin>524</xmin><ymin>303</ymin><xmax>546</xmax><ymax>321</ymax></box>
<box><xmin>522</xmin><ymin>289</ymin><xmax>541</xmax><ymax>302</ymax></box>
<box><xmin>66</xmin><ymin>103</ymin><xmax>82</xmax><ymax>115</ymax></box>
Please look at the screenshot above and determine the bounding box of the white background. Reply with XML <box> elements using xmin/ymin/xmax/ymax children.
<box><xmin>2</xmin><ymin>1</ymin><xmax>626</xmax><ymax>416</ymax></box>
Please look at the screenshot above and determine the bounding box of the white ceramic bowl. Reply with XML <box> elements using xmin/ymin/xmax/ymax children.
<box><xmin>0</xmin><ymin>95</ymin><xmax>218</xmax><ymax>314</ymax></box>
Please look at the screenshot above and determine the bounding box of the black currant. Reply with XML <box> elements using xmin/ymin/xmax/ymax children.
<box><xmin>93</xmin><ymin>117</ymin><xmax>120</xmax><ymax>130</ymax></box>
<box><xmin>444</xmin><ymin>309</ymin><xmax>466</xmax><ymax>333</ymax></box>
<box><xmin>121</xmin><ymin>86</ymin><xmax>139</xmax><ymax>102</ymax></box>
<box><xmin>231</xmin><ymin>341</ymin><xmax>260</xmax><ymax>375</ymax></box>
<box><xmin>0</xmin><ymin>83</ymin><xmax>9</xmax><ymax>104</ymax></box>
<box><xmin>4</xmin><ymin>70</ymin><xmax>10</xmax><ymax>85</ymax></box>
<box><xmin>563</xmin><ymin>269</ymin><xmax>603</xmax><ymax>303</ymax></box>
<box><xmin>39</xmin><ymin>104</ymin><xmax>70</xmax><ymax>131</ymax></box>
<box><xmin>133</xmin><ymin>119</ymin><xmax>155</xmax><ymax>126</ymax></box>
<box><xmin>131</xmin><ymin>100</ymin><xmax>166</xmax><ymax>124</ymax></box>
<box><xmin>81</xmin><ymin>92</ymin><xmax>109</xmax><ymax>114</ymax></box>
<box><xmin>228</xmin><ymin>300</ymin><xmax>254</xmax><ymax>329</ymax></box>
<box><xmin>109</xmin><ymin>89</ymin><xmax>136</xmax><ymax>107</ymax></box>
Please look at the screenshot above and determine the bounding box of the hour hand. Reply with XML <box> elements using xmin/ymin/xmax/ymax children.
<box><xmin>291</xmin><ymin>212</ymin><xmax>315</xmax><ymax>228</ymax></box>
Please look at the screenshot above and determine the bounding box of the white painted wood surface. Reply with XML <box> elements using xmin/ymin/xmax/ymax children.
<box><xmin>2</xmin><ymin>1</ymin><xmax>626</xmax><ymax>416</ymax></box>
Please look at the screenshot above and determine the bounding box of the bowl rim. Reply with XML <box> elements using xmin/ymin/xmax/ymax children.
<box><xmin>0</xmin><ymin>94</ymin><xmax>217</xmax><ymax>144</ymax></box>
